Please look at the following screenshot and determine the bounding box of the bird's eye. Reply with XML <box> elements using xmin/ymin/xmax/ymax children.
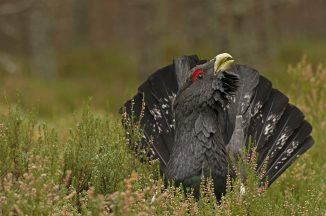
<box><xmin>191</xmin><ymin>69</ymin><xmax>204</xmax><ymax>82</ymax></box>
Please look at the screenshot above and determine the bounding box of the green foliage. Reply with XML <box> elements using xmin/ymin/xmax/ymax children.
<box><xmin>0</xmin><ymin>58</ymin><xmax>325</xmax><ymax>215</ymax></box>
<box><xmin>62</xmin><ymin>106</ymin><xmax>141</xmax><ymax>196</ymax></box>
<box><xmin>0</xmin><ymin>105</ymin><xmax>36</xmax><ymax>179</ymax></box>
<box><xmin>0</xmin><ymin>105</ymin><xmax>152</xmax><ymax>214</ymax></box>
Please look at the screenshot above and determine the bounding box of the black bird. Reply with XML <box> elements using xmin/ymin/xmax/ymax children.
<box><xmin>121</xmin><ymin>53</ymin><xmax>314</xmax><ymax>199</ymax></box>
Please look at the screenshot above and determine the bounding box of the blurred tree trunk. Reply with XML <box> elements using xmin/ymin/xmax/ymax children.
<box><xmin>206</xmin><ymin>0</ymin><xmax>227</xmax><ymax>51</ymax></box>
<box><xmin>28</xmin><ymin>0</ymin><xmax>57</xmax><ymax>79</ymax></box>
<box><xmin>73</xmin><ymin>0</ymin><xmax>90</xmax><ymax>45</ymax></box>
<box><xmin>134</xmin><ymin>0</ymin><xmax>165</xmax><ymax>77</ymax></box>
<box><xmin>182</xmin><ymin>0</ymin><xmax>207</xmax><ymax>48</ymax></box>
<box><xmin>253</xmin><ymin>1</ymin><xmax>270</xmax><ymax>57</ymax></box>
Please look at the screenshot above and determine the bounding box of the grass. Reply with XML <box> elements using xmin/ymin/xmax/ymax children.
<box><xmin>0</xmin><ymin>56</ymin><xmax>325</xmax><ymax>215</ymax></box>
<box><xmin>0</xmin><ymin>47</ymin><xmax>140</xmax><ymax>118</ymax></box>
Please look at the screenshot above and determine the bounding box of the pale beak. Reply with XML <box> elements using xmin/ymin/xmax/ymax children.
<box><xmin>213</xmin><ymin>53</ymin><xmax>234</xmax><ymax>75</ymax></box>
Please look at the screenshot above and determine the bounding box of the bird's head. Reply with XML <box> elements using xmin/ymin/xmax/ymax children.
<box><xmin>173</xmin><ymin>53</ymin><xmax>238</xmax><ymax>113</ymax></box>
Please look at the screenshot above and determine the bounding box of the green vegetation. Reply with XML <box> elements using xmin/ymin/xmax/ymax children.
<box><xmin>0</xmin><ymin>57</ymin><xmax>325</xmax><ymax>215</ymax></box>
<box><xmin>0</xmin><ymin>47</ymin><xmax>140</xmax><ymax>117</ymax></box>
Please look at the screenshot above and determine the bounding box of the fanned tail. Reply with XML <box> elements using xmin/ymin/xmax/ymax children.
<box><xmin>247</xmin><ymin>74</ymin><xmax>314</xmax><ymax>185</ymax></box>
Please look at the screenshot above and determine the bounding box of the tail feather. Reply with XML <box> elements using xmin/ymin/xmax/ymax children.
<box><xmin>146</xmin><ymin>75</ymin><xmax>176</xmax><ymax>153</ymax></box>
<box><xmin>123</xmin><ymin>91</ymin><xmax>171</xmax><ymax>169</ymax></box>
<box><xmin>258</xmin><ymin>105</ymin><xmax>304</xmax><ymax>169</ymax></box>
<box><xmin>250</xmin><ymin>89</ymin><xmax>288</xmax><ymax>151</ymax></box>
<box><xmin>122</xmin><ymin>64</ymin><xmax>177</xmax><ymax>171</ymax></box>
<box><xmin>269</xmin><ymin>120</ymin><xmax>312</xmax><ymax>168</ymax></box>
<box><xmin>244</xmin><ymin>75</ymin><xmax>314</xmax><ymax>186</ymax></box>
<box><xmin>262</xmin><ymin>120</ymin><xmax>312</xmax><ymax>183</ymax></box>
<box><xmin>249</xmin><ymin>75</ymin><xmax>272</xmax><ymax>117</ymax></box>
<box><xmin>264</xmin><ymin>136</ymin><xmax>314</xmax><ymax>185</ymax></box>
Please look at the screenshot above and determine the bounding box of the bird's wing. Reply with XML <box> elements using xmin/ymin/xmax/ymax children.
<box><xmin>223</xmin><ymin>65</ymin><xmax>260</xmax><ymax>160</ymax></box>
<box><xmin>120</xmin><ymin>55</ymin><xmax>205</xmax><ymax>172</ymax></box>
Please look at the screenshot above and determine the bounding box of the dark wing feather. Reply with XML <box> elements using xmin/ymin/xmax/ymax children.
<box><xmin>225</xmin><ymin>65</ymin><xmax>260</xmax><ymax>142</ymax></box>
<box><xmin>224</xmin><ymin>65</ymin><xmax>259</xmax><ymax>159</ymax></box>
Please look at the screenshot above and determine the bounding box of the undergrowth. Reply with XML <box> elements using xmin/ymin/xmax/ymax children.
<box><xmin>0</xmin><ymin>58</ymin><xmax>325</xmax><ymax>215</ymax></box>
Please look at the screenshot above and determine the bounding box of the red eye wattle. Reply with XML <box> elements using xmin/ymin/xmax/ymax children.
<box><xmin>191</xmin><ymin>69</ymin><xmax>204</xmax><ymax>82</ymax></box>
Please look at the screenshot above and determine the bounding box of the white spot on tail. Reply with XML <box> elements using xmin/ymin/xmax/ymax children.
<box><xmin>157</xmin><ymin>124</ymin><xmax>162</xmax><ymax>133</ymax></box>
<box><xmin>252</xmin><ymin>101</ymin><xmax>262</xmax><ymax>117</ymax></box>
<box><xmin>270</xmin><ymin>128</ymin><xmax>290</xmax><ymax>158</ymax></box>
<box><xmin>264</xmin><ymin>114</ymin><xmax>278</xmax><ymax>135</ymax></box>
<box><xmin>277</xmin><ymin>132</ymin><xmax>289</xmax><ymax>149</ymax></box>
<box><xmin>162</xmin><ymin>104</ymin><xmax>169</xmax><ymax>109</ymax></box>
<box><xmin>150</xmin><ymin>106</ymin><xmax>162</xmax><ymax>120</ymax></box>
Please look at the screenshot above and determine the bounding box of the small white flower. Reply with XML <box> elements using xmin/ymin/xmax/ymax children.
<box><xmin>240</xmin><ymin>183</ymin><xmax>246</xmax><ymax>195</ymax></box>
<box><xmin>150</xmin><ymin>191</ymin><xmax>157</xmax><ymax>204</ymax></box>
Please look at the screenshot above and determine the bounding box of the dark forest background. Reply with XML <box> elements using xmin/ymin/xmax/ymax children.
<box><xmin>0</xmin><ymin>0</ymin><xmax>325</xmax><ymax>116</ymax></box>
